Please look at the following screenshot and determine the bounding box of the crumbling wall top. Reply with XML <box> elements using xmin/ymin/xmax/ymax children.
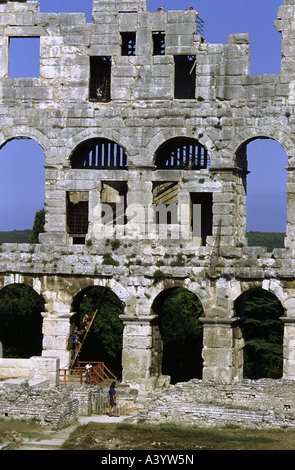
<box><xmin>93</xmin><ymin>0</ymin><xmax>147</xmax><ymax>14</ymax></box>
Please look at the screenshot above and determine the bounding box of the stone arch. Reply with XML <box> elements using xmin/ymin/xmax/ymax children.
<box><xmin>227</xmin><ymin>128</ymin><xmax>295</xmax><ymax>167</ymax></box>
<box><xmin>147</xmin><ymin>278</ymin><xmax>211</xmax><ymax>317</ymax></box>
<box><xmin>0</xmin><ymin>131</ymin><xmax>47</xmax><ymax>231</ymax></box>
<box><xmin>150</xmin><ymin>285</ymin><xmax>204</xmax><ymax>384</ymax></box>
<box><xmin>65</xmin><ymin>129</ymin><xmax>132</xmax><ymax>166</ymax></box>
<box><xmin>69</xmin><ymin>283</ymin><xmax>125</xmax><ymax>378</ymax></box>
<box><xmin>70</xmin><ymin>138</ymin><xmax>128</xmax><ymax>170</ymax></box>
<box><xmin>66</xmin><ymin>277</ymin><xmax>130</xmax><ymax>308</ymax></box>
<box><xmin>154</xmin><ymin>136</ymin><xmax>211</xmax><ymax>169</ymax></box>
<box><xmin>228</xmin><ymin>280</ymin><xmax>288</xmax><ymax>315</ymax></box>
<box><xmin>147</xmin><ymin>130</ymin><xmax>216</xmax><ymax>167</ymax></box>
<box><xmin>0</xmin><ymin>282</ymin><xmax>45</xmax><ymax>358</ymax></box>
<box><xmin>234</xmin><ymin>286</ymin><xmax>284</xmax><ymax>380</ymax></box>
<box><xmin>225</xmin><ymin>132</ymin><xmax>289</xmax><ymax>237</ymax></box>
<box><xmin>0</xmin><ymin>126</ymin><xmax>51</xmax><ymax>153</ymax></box>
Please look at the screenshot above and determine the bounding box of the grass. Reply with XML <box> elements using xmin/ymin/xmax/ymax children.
<box><xmin>61</xmin><ymin>422</ymin><xmax>295</xmax><ymax>451</ymax></box>
<box><xmin>1</xmin><ymin>419</ymin><xmax>294</xmax><ymax>451</ymax></box>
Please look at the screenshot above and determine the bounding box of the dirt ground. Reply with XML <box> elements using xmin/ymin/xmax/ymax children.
<box><xmin>1</xmin><ymin>417</ymin><xmax>295</xmax><ymax>451</ymax></box>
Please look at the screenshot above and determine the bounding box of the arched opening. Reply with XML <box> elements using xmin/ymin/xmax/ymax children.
<box><xmin>152</xmin><ymin>287</ymin><xmax>204</xmax><ymax>384</ymax></box>
<box><xmin>0</xmin><ymin>284</ymin><xmax>44</xmax><ymax>358</ymax></box>
<box><xmin>70</xmin><ymin>286</ymin><xmax>124</xmax><ymax>379</ymax></box>
<box><xmin>153</xmin><ymin>137</ymin><xmax>212</xmax><ymax>244</ymax></box>
<box><xmin>0</xmin><ymin>138</ymin><xmax>45</xmax><ymax>232</ymax></box>
<box><xmin>68</xmin><ymin>138</ymin><xmax>129</xmax><ymax>242</ymax></box>
<box><xmin>236</xmin><ymin>138</ymin><xmax>287</xmax><ymax>241</ymax></box>
<box><xmin>70</xmin><ymin>138</ymin><xmax>128</xmax><ymax>169</ymax></box>
<box><xmin>234</xmin><ymin>288</ymin><xmax>284</xmax><ymax>379</ymax></box>
<box><xmin>155</xmin><ymin>137</ymin><xmax>210</xmax><ymax>170</ymax></box>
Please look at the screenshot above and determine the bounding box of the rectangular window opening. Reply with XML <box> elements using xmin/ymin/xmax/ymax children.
<box><xmin>9</xmin><ymin>37</ymin><xmax>40</xmax><ymax>78</ymax></box>
<box><xmin>174</xmin><ymin>55</ymin><xmax>196</xmax><ymax>99</ymax></box>
<box><xmin>67</xmin><ymin>192</ymin><xmax>89</xmax><ymax>237</ymax></box>
<box><xmin>89</xmin><ymin>56</ymin><xmax>111</xmax><ymax>101</ymax></box>
<box><xmin>190</xmin><ymin>192</ymin><xmax>212</xmax><ymax>246</ymax></box>
<box><xmin>153</xmin><ymin>182</ymin><xmax>180</xmax><ymax>225</ymax></box>
<box><xmin>153</xmin><ymin>32</ymin><xmax>165</xmax><ymax>55</ymax></box>
<box><xmin>101</xmin><ymin>182</ymin><xmax>128</xmax><ymax>226</ymax></box>
<box><xmin>121</xmin><ymin>32</ymin><xmax>136</xmax><ymax>56</ymax></box>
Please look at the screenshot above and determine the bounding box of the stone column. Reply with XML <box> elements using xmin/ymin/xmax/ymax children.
<box><xmin>125</xmin><ymin>166</ymin><xmax>154</xmax><ymax>240</ymax></box>
<box><xmin>200</xmin><ymin>317</ymin><xmax>240</xmax><ymax>382</ymax></box>
<box><xmin>209</xmin><ymin>167</ymin><xmax>248</xmax><ymax>247</ymax></box>
<box><xmin>280</xmin><ymin>317</ymin><xmax>295</xmax><ymax>380</ymax></box>
<box><xmin>285</xmin><ymin>167</ymin><xmax>295</xmax><ymax>249</ymax></box>
<box><xmin>119</xmin><ymin>314</ymin><xmax>157</xmax><ymax>393</ymax></box>
<box><xmin>41</xmin><ymin>312</ymin><xmax>73</xmax><ymax>369</ymax></box>
<box><xmin>39</xmin><ymin>166</ymin><xmax>68</xmax><ymax>245</ymax></box>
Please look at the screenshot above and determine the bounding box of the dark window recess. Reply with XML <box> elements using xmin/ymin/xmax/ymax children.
<box><xmin>153</xmin><ymin>32</ymin><xmax>165</xmax><ymax>55</ymax></box>
<box><xmin>155</xmin><ymin>137</ymin><xmax>210</xmax><ymax>169</ymax></box>
<box><xmin>101</xmin><ymin>182</ymin><xmax>128</xmax><ymax>226</ymax></box>
<box><xmin>174</xmin><ymin>55</ymin><xmax>196</xmax><ymax>99</ymax></box>
<box><xmin>191</xmin><ymin>193</ymin><xmax>212</xmax><ymax>245</ymax></box>
<box><xmin>153</xmin><ymin>182</ymin><xmax>179</xmax><ymax>224</ymax></box>
<box><xmin>67</xmin><ymin>192</ymin><xmax>89</xmax><ymax>235</ymax></box>
<box><xmin>121</xmin><ymin>32</ymin><xmax>136</xmax><ymax>56</ymax></box>
<box><xmin>71</xmin><ymin>138</ymin><xmax>128</xmax><ymax>170</ymax></box>
<box><xmin>89</xmin><ymin>56</ymin><xmax>111</xmax><ymax>101</ymax></box>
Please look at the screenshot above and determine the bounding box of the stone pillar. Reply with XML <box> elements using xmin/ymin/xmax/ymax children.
<box><xmin>200</xmin><ymin>317</ymin><xmax>240</xmax><ymax>382</ymax></box>
<box><xmin>209</xmin><ymin>167</ymin><xmax>248</xmax><ymax>247</ymax></box>
<box><xmin>285</xmin><ymin>167</ymin><xmax>295</xmax><ymax>249</ymax></box>
<box><xmin>280</xmin><ymin>317</ymin><xmax>295</xmax><ymax>380</ymax></box>
<box><xmin>125</xmin><ymin>166</ymin><xmax>154</xmax><ymax>240</ymax></box>
<box><xmin>120</xmin><ymin>314</ymin><xmax>156</xmax><ymax>393</ymax></box>
<box><xmin>39</xmin><ymin>166</ymin><xmax>68</xmax><ymax>245</ymax></box>
<box><xmin>41</xmin><ymin>312</ymin><xmax>72</xmax><ymax>369</ymax></box>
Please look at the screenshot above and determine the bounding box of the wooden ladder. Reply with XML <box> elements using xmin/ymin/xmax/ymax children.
<box><xmin>69</xmin><ymin>288</ymin><xmax>108</xmax><ymax>369</ymax></box>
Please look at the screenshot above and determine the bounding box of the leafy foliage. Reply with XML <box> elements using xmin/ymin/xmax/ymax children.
<box><xmin>158</xmin><ymin>288</ymin><xmax>204</xmax><ymax>384</ymax></box>
<box><xmin>236</xmin><ymin>288</ymin><xmax>284</xmax><ymax>379</ymax></box>
<box><xmin>247</xmin><ymin>231</ymin><xmax>285</xmax><ymax>251</ymax></box>
<box><xmin>0</xmin><ymin>284</ymin><xmax>44</xmax><ymax>358</ymax></box>
<box><xmin>73</xmin><ymin>287</ymin><xmax>124</xmax><ymax>377</ymax></box>
<box><xmin>27</xmin><ymin>208</ymin><xmax>45</xmax><ymax>243</ymax></box>
<box><xmin>0</xmin><ymin>229</ymin><xmax>32</xmax><ymax>243</ymax></box>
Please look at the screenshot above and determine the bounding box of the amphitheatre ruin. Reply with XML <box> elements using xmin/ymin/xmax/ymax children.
<box><xmin>1</xmin><ymin>0</ymin><xmax>295</xmax><ymax>430</ymax></box>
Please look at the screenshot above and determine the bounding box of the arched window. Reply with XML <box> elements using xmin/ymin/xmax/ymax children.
<box><xmin>0</xmin><ymin>284</ymin><xmax>44</xmax><ymax>358</ymax></box>
<box><xmin>236</xmin><ymin>138</ymin><xmax>287</xmax><ymax>237</ymax></box>
<box><xmin>151</xmin><ymin>287</ymin><xmax>204</xmax><ymax>384</ymax></box>
<box><xmin>234</xmin><ymin>288</ymin><xmax>284</xmax><ymax>379</ymax></box>
<box><xmin>70</xmin><ymin>138</ymin><xmax>128</xmax><ymax>170</ymax></box>
<box><xmin>0</xmin><ymin>138</ymin><xmax>45</xmax><ymax>231</ymax></box>
<box><xmin>71</xmin><ymin>286</ymin><xmax>124</xmax><ymax>379</ymax></box>
<box><xmin>155</xmin><ymin>137</ymin><xmax>210</xmax><ymax>170</ymax></box>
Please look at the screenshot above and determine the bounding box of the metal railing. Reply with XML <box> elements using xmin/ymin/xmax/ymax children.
<box><xmin>196</xmin><ymin>17</ymin><xmax>204</xmax><ymax>38</ymax></box>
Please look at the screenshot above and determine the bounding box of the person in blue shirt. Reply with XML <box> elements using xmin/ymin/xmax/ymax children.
<box><xmin>109</xmin><ymin>382</ymin><xmax>117</xmax><ymax>417</ymax></box>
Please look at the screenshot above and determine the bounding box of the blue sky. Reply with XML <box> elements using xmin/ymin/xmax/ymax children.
<box><xmin>0</xmin><ymin>0</ymin><xmax>287</xmax><ymax>232</ymax></box>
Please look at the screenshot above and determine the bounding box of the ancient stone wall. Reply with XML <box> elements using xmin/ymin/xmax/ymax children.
<box><xmin>0</xmin><ymin>1</ymin><xmax>295</xmax><ymax>391</ymax></box>
<box><xmin>127</xmin><ymin>379</ymin><xmax>295</xmax><ymax>429</ymax></box>
<box><xmin>0</xmin><ymin>379</ymin><xmax>79</xmax><ymax>429</ymax></box>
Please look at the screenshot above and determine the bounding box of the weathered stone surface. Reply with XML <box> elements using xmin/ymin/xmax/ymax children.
<box><xmin>0</xmin><ymin>0</ymin><xmax>295</xmax><ymax>393</ymax></box>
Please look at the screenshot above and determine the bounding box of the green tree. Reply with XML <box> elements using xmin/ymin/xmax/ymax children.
<box><xmin>0</xmin><ymin>284</ymin><xmax>44</xmax><ymax>358</ymax></box>
<box><xmin>73</xmin><ymin>287</ymin><xmax>124</xmax><ymax>377</ymax></box>
<box><xmin>236</xmin><ymin>288</ymin><xmax>284</xmax><ymax>379</ymax></box>
<box><xmin>27</xmin><ymin>208</ymin><xmax>45</xmax><ymax>243</ymax></box>
<box><xmin>159</xmin><ymin>288</ymin><xmax>203</xmax><ymax>383</ymax></box>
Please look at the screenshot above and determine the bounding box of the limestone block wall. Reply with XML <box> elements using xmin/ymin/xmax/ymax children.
<box><xmin>0</xmin><ymin>379</ymin><xmax>79</xmax><ymax>429</ymax></box>
<box><xmin>127</xmin><ymin>379</ymin><xmax>295</xmax><ymax>429</ymax></box>
<box><xmin>1</xmin><ymin>1</ymin><xmax>295</xmax><ymax>390</ymax></box>
<box><xmin>0</xmin><ymin>356</ymin><xmax>60</xmax><ymax>387</ymax></box>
